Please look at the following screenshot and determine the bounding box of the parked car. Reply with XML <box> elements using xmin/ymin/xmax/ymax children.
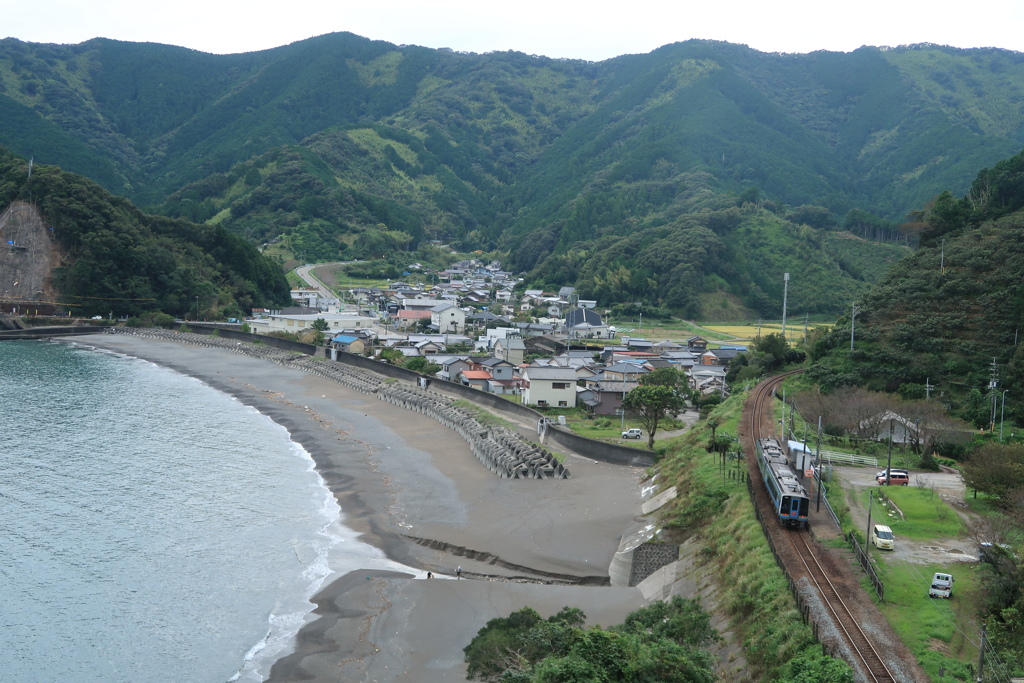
<box><xmin>621</xmin><ymin>428</ymin><xmax>643</xmax><ymax>439</ymax></box>
<box><xmin>874</xmin><ymin>468</ymin><xmax>909</xmax><ymax>480</ymax></box>
<box><xmin>870</xmin><ymin>524</ymin><xmax>895</xmax><ymax>550</ymax></box>
<box><xmin>929</xmin><ymin>572</ymin><xmax>954</xmax><ymax>598</ymax></box>
<box><xmin>978</xmin><ymin>542</ymin><xmax>1015</xmax><ymax>563</ymax></box>
<box><xmin>877</xmin><ymin>471</ymin><xmax>910</xmax><ymax>486</ymax></box>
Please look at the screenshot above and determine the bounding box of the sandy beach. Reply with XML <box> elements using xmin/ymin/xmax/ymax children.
<box><xmin>71</xmin><ymin>334</ymin><xmax>649</xmax><ymax>682</ymax></box>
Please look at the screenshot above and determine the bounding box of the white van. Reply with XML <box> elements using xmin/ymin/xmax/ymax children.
<box><xmin>929</xmin><ymin>572</ymin><xmax>954</xmax><ymax>598</ymax></box>
<box><xmin>870</xmin><ymin>524</ymin><xmax>895</xmax><ymax>550</ymax></box>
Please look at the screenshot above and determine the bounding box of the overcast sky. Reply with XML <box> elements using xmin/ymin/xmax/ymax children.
<box><xmin>5</xmin><ymin>0</ymin><xmax>1024</xmax><ymax>60</ymax></box>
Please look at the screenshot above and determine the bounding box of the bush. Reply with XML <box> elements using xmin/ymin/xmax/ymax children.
<box><xmin>127</xmin><ymin>312</ymin><xmax>177</xmax><ymax>328</ymax></box>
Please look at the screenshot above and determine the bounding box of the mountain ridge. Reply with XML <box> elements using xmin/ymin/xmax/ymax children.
<box><xmin>2</xmin><ymin>33</ymin><xmax>1022</xmax><ymax>315</ymax></box>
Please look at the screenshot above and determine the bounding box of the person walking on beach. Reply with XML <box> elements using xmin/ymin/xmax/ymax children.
<box><xmin>456</xmin><ymin>566</ymin><xmax>462</xmax><ymax>579</ymax></box>
<box><xmin>426</xmin><ymin>571</ymin><xmax>432</xmax><ymax>579</ymax></box>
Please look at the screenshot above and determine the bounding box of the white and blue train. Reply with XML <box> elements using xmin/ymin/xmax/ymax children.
<box><xmin>756</xmin><ymin>437</ymin><xmax>810</xmax><ymax>529</ymax></box>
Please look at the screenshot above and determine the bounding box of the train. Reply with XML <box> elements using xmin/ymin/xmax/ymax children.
<box><xmin>755</xmin><ymin>437</ymin><xmax>810</xmax><ymax>529</ymax></box>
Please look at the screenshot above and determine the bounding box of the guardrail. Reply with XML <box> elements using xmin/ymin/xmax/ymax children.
<box><xmin>818</xmin><ymin>449</ymin><xmax>878</xmax><ymax>467</ymax></box>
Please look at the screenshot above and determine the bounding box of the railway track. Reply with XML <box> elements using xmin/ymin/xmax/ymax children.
<box><xmin>788</xmin><ymin>529</ymin><xmax>897</xmax><ymax>682</ymax></box>
<box><xmin>747</xmin><ymin>371</ymin><xmax>900</xmax><ymax>683</ymax></box>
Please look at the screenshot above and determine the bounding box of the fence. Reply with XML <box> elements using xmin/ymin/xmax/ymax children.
<box><xmin>747</xmin><ymin>478</ymin><xmax>844</xmax><ymax>661</ymax></box>
<box><xmin>817</xmin><ymin>449</ymin><xmax>878</xmax><ymax>467</ymax></box>
<box><xmin>818</xmin><ymin>482</ymin><xmax>842</xmax><ymax>530</ymax></box>
<box><xmin>848</xmin><ymin>531</ymin><xmax>885</xmax><ymax>601</ymax></box>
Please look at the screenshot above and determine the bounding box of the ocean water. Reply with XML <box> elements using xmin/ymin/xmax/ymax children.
<box><xmin>0</xmin><ymin>340</ymin><xmax>408</xmax><ymax>682</ymax></box>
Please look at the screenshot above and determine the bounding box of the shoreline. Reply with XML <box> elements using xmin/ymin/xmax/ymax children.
<box><xmin>67</xmin><ymin>333</ymin><xmax>649</xmax><ymax>682</ymax></box>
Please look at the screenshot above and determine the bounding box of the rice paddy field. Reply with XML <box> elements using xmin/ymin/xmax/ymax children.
<box><xmin>700</xmin><ymin>323</ymin><xmax>826</xmax><ymax>343</ymax></box>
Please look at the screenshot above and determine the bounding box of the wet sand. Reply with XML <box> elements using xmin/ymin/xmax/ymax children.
<box><xmin>71</xmin><ymin>335</ymin><xmax>648</xmax><ymax>682</ymax></box>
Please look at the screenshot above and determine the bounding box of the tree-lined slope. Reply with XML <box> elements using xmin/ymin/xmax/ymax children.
<box><xmin>808</xmin><ymin>148</ymin><xmax>1024</xmax><ymax>426</ymax></box>
<box><xmin>3</xmin><ymin>35</ymin><xmax>1024</xmax><ymax>314</ymax></box>
<box><xmin>0</xmin><ymin>150</ymin><xmax>290</xmax><ymax>317</ymax></box>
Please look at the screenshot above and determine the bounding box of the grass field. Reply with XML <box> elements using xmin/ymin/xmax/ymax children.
<box><xmin>850</xmin><ymin>481</ymin><xmax>982</xmax><ymax>681</ymax></box>
<box><xmin>874</xmin><ymin>558</ymin><xmax>981</xmax><ymax>681</ymax></box>
<box><xmin>876</xmin><ymin>486</ymin><xmax>966</xmax><ymax>540</ymax></box>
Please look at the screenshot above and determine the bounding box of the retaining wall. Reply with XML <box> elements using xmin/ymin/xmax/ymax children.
<box><xmin>184</xmin><ymin>324</ymin><xmax>317</xmax><ymax>356</ymax></box>
<box><xmin>0</xmin><ymin>325</ymin><xmax>106</xmax><ymax>340</ymax></box>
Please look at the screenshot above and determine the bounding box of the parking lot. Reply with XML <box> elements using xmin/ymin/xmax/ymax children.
<box><xmin>833</xmin><ymin>465</ymin><xmax>979</xmax><ymax>565</ymax></box>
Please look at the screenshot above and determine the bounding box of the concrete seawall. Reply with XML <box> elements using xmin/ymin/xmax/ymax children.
<box><xmin>0</xmin><ymin>325</ymin><xmax>106</xmax><ymax>339</ymax></box>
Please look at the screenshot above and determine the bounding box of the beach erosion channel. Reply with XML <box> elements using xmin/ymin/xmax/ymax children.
<box><xmin>73</xmin><ymin>332</ymin><xmax>658</xmax><ymax>682</ymax></box>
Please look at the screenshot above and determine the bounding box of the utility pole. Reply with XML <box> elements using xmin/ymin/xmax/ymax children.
<box><xmin>195</xmin><ymin>295</ymin><xmax>199</xmax><ymax>321</ymax></box>
<box><xmin>885</xmin><ymin>420</ymin><xmax>894</xmax><ymax>481</ymax></box>
<box><xmin>781</xmin><ymin>273</ymin><xmax>790</xmax><ymax>343</ymax></box>
<box><xmin>781</xmin><ymin>388</ymin><xmax>786</xmax><ymax>440</ymax></box>
<box><xmin>756</xmin><ymin>318</ymin><xmax>762</xmax><ymax>338</ymax></box>
<box><xmin>803</xmin><ymin>313</ymin><xmax>809</xmax><ymax>344</ymax></box>
<box><xmin>815</xmin><ymin>416</ymin><xmax>823</xmax><ymax>512</ymax></box>
<box><xmin>989</xmin><ymin>358</ymin><xmax>999</xmax><ymax>432</ymax></box>
<box><xmin>850</xmin><ymin>304</ymin><xmax>859</xmax><ymax>352</ymax></box>
<box><xmin>925</xmin><ymin>377</ymin><xmax>934</xmax><ymax>400</ymax></box>
<box><xmin>977</xmin><ymin>625</ymin><xmax>986</xmax><ymax>682</ymax></box>
<box><xmin>1001</xmin><ymin>390</ymin><xmax>1009</xmax><ymax>441</ymax></box>
<box><xmin>865</xmin><ymin>489</ymin><xmax>872</xmax><ymax>548</ymax></box>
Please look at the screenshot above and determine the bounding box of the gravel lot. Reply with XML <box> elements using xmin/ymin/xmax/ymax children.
<box><xmin>834</xmin><ymin>465</ymin><xmax>979</xmax><ymax>565</ymax></box>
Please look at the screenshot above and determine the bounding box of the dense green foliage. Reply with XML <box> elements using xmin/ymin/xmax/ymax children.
<box><xmin>5</xmin><ymin>36</ymin><xmax>1024</xmax><ymax>315</ymax></box>
<box><xmin>0</xmin><ymin>150</ymin><xmax>289</xmax><ymax>316</ymax></box>
<box><xmin>807</xmin><ymin>147</ymin><xmax>1024</xmax><ymax>426</ymax></box>
<box><xmin>463</xmin><ymin>598</ymin><xmax>717</xmax><ymax>682</ymax></box>
<box><xmin>727</xmin><ymin>333</ymin><xmax>806</xmax><ymax>384</ymax></box>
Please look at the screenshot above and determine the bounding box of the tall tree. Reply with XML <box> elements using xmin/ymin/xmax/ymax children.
<box><xmin>623</xmin><ymin>384</ymin><xmax>686</xmax><ymax>450</ymax></box>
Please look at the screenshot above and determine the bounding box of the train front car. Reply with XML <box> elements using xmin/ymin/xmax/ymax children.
<box><xmin>756</xmin><ymin>438</ymin><xmax>810</xmax><ymax>529</ymax></box>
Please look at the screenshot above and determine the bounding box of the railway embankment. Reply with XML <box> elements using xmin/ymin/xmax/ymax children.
<box><xmin>648</xmin><ymin>389</ymin><xmax>858</xmax><ymax>682</ymax></box>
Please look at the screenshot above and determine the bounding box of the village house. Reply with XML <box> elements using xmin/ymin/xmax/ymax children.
<box><xmin>433</xmin><ymin>355</ymin><xmax>473</xmax><ymax>382</ymax></box>
<box><xmin>581</xmin><ymin>379</ymin><xmax>640</xmax><ymax>416</ymax></box>
<box><xmin>701</xmin><ymin>347</ymin><xmax>744</xmax><ymax>366</ymax></box>
<box><xmin>688</xmin><ymin>366</ymin><xmax>729</xmax><ymax>396</ymax></box>
<box><xmin>431</xmin><ymin>301</ymin><xmax>467</xmax><ymax>334</ymax></box>
<box><xmin>596</xmin><ymin>361</ymin><xmax>650</xmax><ymax>383</ymax></box>
<box><xmin>492</xmin><ymin>336</ymin><xmax>526</xmax><ymax>365</ymax></box>
<box><xmin>521</xmin><ymin>367</ymin><xmax>578</xmax><ymax>408</ymax></box>
<box><xmin>687</xmin><ymin>336</ymin><xmax>709</xmax><ymax>353</ymax></box>
<box><xmin>394</xmin><ymin>309</ymin><xmax>432</xmax><ymax>329</ymax></box>
<box><xmin>328</xmin><ymin>335</ymin><xmax>366</xmax><ymax>356</ymax></box>
<box><xmin>457</xmin><ymin>368</ymin><xmax>493</xmax><ymax>391</ymax></box>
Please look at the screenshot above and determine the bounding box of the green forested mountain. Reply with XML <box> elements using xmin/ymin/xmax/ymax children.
<box><xmin>807</xmin><ymin>148</ymin><xmax>1024</xmax><ymax>426</ymax></box>
<box><xmin>0</xmin><ymin>150</ymin><xmax>290</xmax><ymax>317</ymax></box>
<box><xmin>3</xmin><ymin>34</ymin><xmax>1024</xmax><ymax>315</ymax></box>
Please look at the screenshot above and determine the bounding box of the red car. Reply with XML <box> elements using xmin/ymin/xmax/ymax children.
<box><xmin>877</xmin><ymin>472</ymin><xmax>909</xmax><ymax>485</ymax></box>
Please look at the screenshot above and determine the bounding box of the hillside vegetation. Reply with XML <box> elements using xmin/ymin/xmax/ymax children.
<box><xmin>3</xmin><ymin>36</ymin><xmax>1024</xmax><ymax>315</ymax></box>
<box><xmin>0</xmin><ymin>150</ymin><xmax>290</xmax><ymax>317</ymax></box>
<box><xmin>807</xmin><ymin>148</ymin><xmax>1024</xmax><ymax>427</ymax></box>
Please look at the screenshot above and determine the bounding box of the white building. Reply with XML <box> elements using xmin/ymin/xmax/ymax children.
<box><xmin>431</xmin><ymin>302</ymin><xmax>467</xmax><ymax>334</ymax></box>
<box><xmin>521</xmin><ymin>367</ymin><xmax>578</xmax><ymax>408</ymax></box>
<box><xmin>248</xmin><ymin>312</ymin><xmax>377</xmax><ymax>335</ymax></box>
